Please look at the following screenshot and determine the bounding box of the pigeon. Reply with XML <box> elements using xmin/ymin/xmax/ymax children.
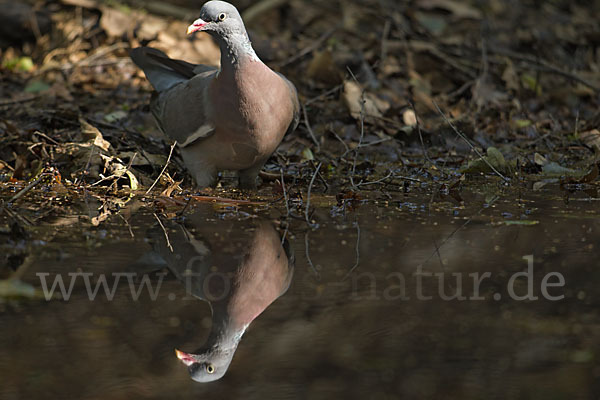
<box><xmin>130</xmin><ymin>0</ymin><xmax>300</xmax><ymax>189</ymax></box>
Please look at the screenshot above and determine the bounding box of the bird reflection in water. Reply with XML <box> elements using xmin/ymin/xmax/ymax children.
<box><xmin>148</xmin><ymin>214</ymin><xmax>294</xmax><ymax>382</ymax></box>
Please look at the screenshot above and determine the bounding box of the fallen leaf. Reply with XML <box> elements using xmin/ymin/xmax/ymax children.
<box><xmin>104</xmin><ymin>110</ymin><xmax>128</xmax><ymax>123</ymax></box>
<box><xmin>460</xmin><ymin>147</ymin><xmax>512</xmax><ymax>174</ymax></box>
<box><xmin>534</xmin><ymin>153</ymin><xmax>548</xmax><ymax>166</ymax></box>
<box><xmin>342</xmin><ymin>81</ymin><xmax>389</xmax><ymax>120</ymax></box>
<box><xmin>80</xmin><ymin>118</ymin><xmax>111</xmax><ymax>152</ymax></box>
<box><xmin>301</xmin><ymin>147</ymin><xmax>314</xmax><ymax>161</ymax></box>
<box><xmin>541</xmin><ymin>162</ymin><xmax>584</xmax><ymax>177</ymax></box>
<box><xmin>579</xmin><ymin>129</ymin><xmax>600</xmax><ymax>151</ymax></box>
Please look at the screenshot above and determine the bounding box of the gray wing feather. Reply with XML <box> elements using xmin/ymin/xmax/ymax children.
<box><xmin>131</xmin><ymin>47</ymin><xmax>217</xmax><ymax>146</ymax></box>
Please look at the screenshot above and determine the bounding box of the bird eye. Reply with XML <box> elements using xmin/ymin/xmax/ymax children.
<box><xmin>217</xmin><ymin>13</ymin><xmax>227</xmax><ymax>21</ymax></box>
<box><xmin>206</xmin><ymin>364</ymin><xmax>215</xmax><ymax>374</ymax></box>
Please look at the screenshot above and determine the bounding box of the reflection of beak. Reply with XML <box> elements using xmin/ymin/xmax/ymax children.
<box><xmin>187</xmin><ymin>18</ymin><xmax>208</xmax><ymax>35</ymax></box>
<box><xmin>175</xmin><ymin>348</ymin><xmax>196</xmax><ymax>366</ymax></box>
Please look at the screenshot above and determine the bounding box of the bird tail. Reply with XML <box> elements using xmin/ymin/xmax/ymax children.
<box><xmin>130</xmin><ymin>47</ymin><xmax>196</xmax><ymax>92</ymax></box>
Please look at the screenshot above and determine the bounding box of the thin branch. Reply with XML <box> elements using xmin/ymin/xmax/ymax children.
<box><xmin>305</xmin><ymin>162</ymin><xmax>322</xmax><ymax>227</ymax></box>
<box><xmin>304</xmin><ymin>231</ymin><xmax>320</xmax><ymax>278</ymax></box>
<box><xmin>278</xmin><ymin>26</ymin><xmax>338</xmax><ymax>67</ymax></box>
<box><xmin>302</xmin><ymin>103</ymin><xmax>320</xmax><ymax>151</ymax></box>
<box><xmin>146</xmin><ymin>142</ymin><xmax>176</xmax><ymax>195</ymax></box>
<box><xmin>280</xmin><ymin>167</ymin><xmax>290</xmax><ymax>217</ymax></box>
<box><xmin>8</xmin><ymin>176</ymin><xmax>44</xmax><ymax>204</ymax></box>
<box><xmin>432</xmin><ymin>100</ymin><xmax>509</xmax><ymax>182</ymax></box>
<box><xmin>346</xmin><ymin>67</ymin><xmax>365</xmax><ymax>190</ymax></box>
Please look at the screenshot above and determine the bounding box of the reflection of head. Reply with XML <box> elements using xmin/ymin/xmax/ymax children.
<box><xmin>175</xmin><ymin>347</ymin><xmax>236</xmax><ymax>382</ymax></box>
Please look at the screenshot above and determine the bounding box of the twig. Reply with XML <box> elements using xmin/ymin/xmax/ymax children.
<box><xmin>409</xmin><ymin>100</ymin><xmax>435</xmax><ymax>167</ymax></box>
<box><xmin>358</xmin><ymin>137</ymin><xmax>392</xmax><ymax>148</ymax></box>
<box><xmin>329</xmin><ymin>128</ymin><xmax>350</xmax><ymax>157</ymax></box>
<box><xmin>0</xmin><ymin>95</ymin><xmax>41</xmax><ymax>107</ymax></box>
<box><xmin>146</xmin><ymin>142</ymin><xmax>176</xmax><ymax>195</ymax></box>
<box><xmin>432</xmin><ymin>100</ymin><xmax>510</xmax><ymax>182</ymax></box>
<box><xmin>346</xmin><ymin>67</ymin><xmax>366</xmax><ymax>189</ymax></box>
<box><xmin>280</xmin><ymin>167</ymin><xmax>290</xmax><ymax>217</ymax></box>
<box><xmin>278</xmin><ymin>26</ymin><xmax>338</xmax><ymax>67</ymax></box>
<box><xmin>489</xmin><ymin>47</ymin><xmax>599</xmax><ymax>93</ymax></box>
<box><xmin>154</xmin><ymin>213</ymin><xmax>173</xmax><ymax>253</ymax></box>
<box><xmin>305</xmin><ymin>162</ymin><xmax>322</xmax><ymax>227</ymax></box>
<box><xmin>118</xmin><ymin>213</ymin><xmax>135</xmax><ymax>238</ymax></box>
<box><xmin>305</xmin><ymin>84</ymin><xmax>344</xmax><ymax>106</ymax></box>
<box><xmin>33</xmin><ymin>131</ymin><xmax>60</xmax><ymax>145</ymax></box>
<box><xmin>0</xmin><ymin>160</ymin><xmax>14</xmax><ymax>172</ymax></box>
<box><xmin>8</xmin><ymin>176</ymin><xmax>44</xmax><ymax>204</ymax></box>
<box><xmin>301</xmin><ymin>103</ymin><xmax>320</xmax><ymax>151</ymax></box>
<box><xmin>310</xmin><ymin>160</ymin><xmax>329</xmax><ymax>193</ymax></box>
<box><xmin>356</xmin><ymin>170</ymin><xmax>393</xmax><ymax>187</ymax></box>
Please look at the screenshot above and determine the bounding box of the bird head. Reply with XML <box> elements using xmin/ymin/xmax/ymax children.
<box><xmin>187</xmin><ymin>1</ymin><xmax>246</xmax><ymax>38</ymax></box>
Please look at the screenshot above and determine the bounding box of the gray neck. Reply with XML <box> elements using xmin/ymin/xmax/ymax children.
<box><xmin>202</xmin><ymin>303</ymin><xmax>247</xmax><ymax>353</ymax></box>
<box><xmin>213</xmin><ymin>32</ymin><xmax>261</xmax><ymax>70</ymax></box>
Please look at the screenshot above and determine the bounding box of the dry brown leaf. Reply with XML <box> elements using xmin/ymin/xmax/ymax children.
<box><xmin>79</xmin><ymin>118</ymin><xmax>111</xmax><ymax>152</ymax></box>
<box><xmin>579</xmin><ymin>129</ymin><xmax>600</xmax><ymax>150</ymax></box>
<box><xmin>342</xmin><ymin>81</ymin><xmax>389</xmax><ymax>120</ymax></box>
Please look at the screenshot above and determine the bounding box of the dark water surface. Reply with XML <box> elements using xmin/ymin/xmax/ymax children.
<box><xmin>1</xmin><ymin>184</ymin><xmax>599</xmax><ymax>399</ymax></box>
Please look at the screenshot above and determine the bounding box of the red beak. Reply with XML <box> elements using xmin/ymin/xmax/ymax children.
<box><xmin>175</xmin><ymin>348</ymin><xmax>196</xmax><ymax>366</ymax></box>
<box><xmin>187</xmin><ymin>18</ymin><xmax>208</xmax><ymax>35</ymax></box>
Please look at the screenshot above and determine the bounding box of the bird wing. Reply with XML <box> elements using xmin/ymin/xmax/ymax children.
<box><xmin>130</xmin><ymin>47</ymin><xmax>218</xmax><ymax>147</ymax></box>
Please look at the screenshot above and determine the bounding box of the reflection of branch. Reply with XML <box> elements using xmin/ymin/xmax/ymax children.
<box><xmin>342</xmin><ymin>221</ymin><xmax>361</xmax><ymax>281</ymax></box>
<box><xmin>421</xmin><ymin>196</ymin><xmax>499</xmax><ymax>267</ymax></box>
<box><xmin>304</xmin><ymin>231</ymin><xmax>319</xmax><ymax>278</ymax></box>
<box><xmin>154</xmin><ymin>213</ymin><xmax>173</xmax><ymax>253</ymax></box>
